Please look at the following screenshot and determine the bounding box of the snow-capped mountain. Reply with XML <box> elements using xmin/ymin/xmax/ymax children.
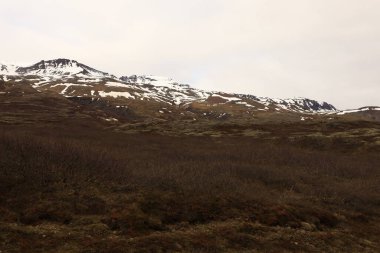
<box><xmin>16</xmin><ymin>59</ymin><xmax>114</xmax><ymax>78</ymax></box>
<box><xmin>0</xmin><ymin>58</ymin><xmax>337</xmax><ymax>114</ymax></box>
<box><xmin>337</xmin><ymin>106</ymin><xmax>380</xmax><ymax>115</ymax></box>
<box><xmin>0</xmin><ymin>64</ymin><xmax>18</xmax><ymax>75</ymax></box>
<box><xmin>334</xmin><ymin>106</ymin><xmax>380</xmax><ymax>122</ymax></box>
<box><xmin>1</xmin><ymin>59</ymin><xmax>115</xmax><ymax>84</ymax></box>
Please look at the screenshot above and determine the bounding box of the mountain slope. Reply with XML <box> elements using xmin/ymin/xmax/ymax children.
<box><xmin>16</xmin><ymin>59</ymin><xmax>114</xmax><ymax>78</ymax></box>
<box><xmin>337</xmin><ymin>106</ymin><xmax>380</xmax><ymax>122</ymax></box>
<box><xmin>1</xmin><ymin>58</ymin><xmax>339</xmax><ymax>121</ymax></box>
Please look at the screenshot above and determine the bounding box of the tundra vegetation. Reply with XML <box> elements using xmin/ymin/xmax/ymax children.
<box><xmin>0</xmin><ymin>121</ymin><xmax>379</xmax><ymax>252</ymax></box>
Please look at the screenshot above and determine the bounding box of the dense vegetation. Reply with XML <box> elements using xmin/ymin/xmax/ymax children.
<box><xmin>0</xmin><ymin>123</ymin><xmax>379</xmax><ymax>252</ymax></box>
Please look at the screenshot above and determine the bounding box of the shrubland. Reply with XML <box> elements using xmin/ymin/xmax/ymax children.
<box><xmin>0</xmin><ymin>124</ymin><xmax>379</xmax><ymax>252</ymax></box>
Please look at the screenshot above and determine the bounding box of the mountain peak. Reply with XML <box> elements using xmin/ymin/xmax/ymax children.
<box><xmin>1</xmin><ymin>58</ymin><xmax>340</xmax><ymax>114</ymax></box>
<box><xmin>16</xmin><ymin>58</ymin><xmax>112</xmax><ymax>78</ymax></box>
<box><xmin>0</xmin><ymin>63</ymin><xmax>18</xmax><ymax>75</ymax></box>
<box><xmin>36</xmin><ymin>58</ymin><xmax>79</xmax><ymax>67</ymax></box>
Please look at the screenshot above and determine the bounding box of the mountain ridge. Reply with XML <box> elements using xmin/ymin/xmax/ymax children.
<box><xmin>4</xmin><ymin>58</ymin><xmax>378</xmax><ymax>117</ymax></box>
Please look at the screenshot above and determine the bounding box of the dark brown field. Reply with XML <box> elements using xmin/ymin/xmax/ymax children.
<box><xmin>0</xmin><ymin>120</ymin><xmax>379</xmax><ymax>253</ymax></box>
<box><xmin>1</xmin><ymin>81</ymin><xmax>380</xmax><ymax>252</ymax></box>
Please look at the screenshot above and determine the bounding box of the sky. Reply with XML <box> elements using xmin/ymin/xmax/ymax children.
<box><xmin>1</xmin><ymin>0</ymin><xmax>379</xmax><ymax>109</ymax></box>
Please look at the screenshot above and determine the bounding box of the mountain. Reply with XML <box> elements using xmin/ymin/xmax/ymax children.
<box><xmin>16</xmin><ymin>59</ymin><xmax>114</xmax><ymax>78</ymax></box>
<box><xmin>0</xmin><ymin>64</ymin><xmax>18</xmax><ymax>75</ymax></box>
<box><xmin>0</xmin><ymin>58</ymin><xmax>339</xmax><ymax>118</ymax></box>
<box><xmin>337</xmin><ymin>106</ymin><xmax>380</xmax><ymax>121</ymax></box>
<box><xmin>337</xmin><ymin>106</ymin><xmax>380</xmax><ymax>115</ymax></box>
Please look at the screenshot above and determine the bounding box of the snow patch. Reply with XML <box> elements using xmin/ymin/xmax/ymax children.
<box><xmin>98</xmin><ymin>91</ymin><xmax>135</xmax><ymax>99</ymax></box>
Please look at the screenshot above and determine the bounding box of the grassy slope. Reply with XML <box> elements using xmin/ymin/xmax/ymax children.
<box><xmin>0</xmin><ymin>84</ymin><xmax>379</xmax><ymax>252</ymax></box>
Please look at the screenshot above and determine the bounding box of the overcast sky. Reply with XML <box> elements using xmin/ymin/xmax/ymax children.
<box><xmin>1</xmin><ymin>0</ymin><xmax>379</xmax><ymax>109</ymax></box>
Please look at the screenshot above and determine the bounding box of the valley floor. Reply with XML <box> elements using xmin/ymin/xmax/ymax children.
<box><xmin>0</xmin><ymin>124</ymin><xmax>379</xmax><ymax>252</ymax></box>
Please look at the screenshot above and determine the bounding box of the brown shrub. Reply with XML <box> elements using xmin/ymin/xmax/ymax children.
<box><xmin>0</xmin><ymin>124</ymin><xmax>379</xmax><ymax>252</ymax></box>
<box><xmin>20</xmin><ymin>201</ymin><xmax>73</xmax><ymax>225</ymax></box>
<box><xmin>104</xmin><ymin>205</ymin><xmax>164</xmax><ymax>235</ymax></box>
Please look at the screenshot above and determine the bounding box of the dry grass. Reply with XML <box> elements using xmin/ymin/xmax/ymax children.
<box><xmin>0</xmin><ymin>124</ymin><xmax>379</xmax><ymax>252</ymax></box>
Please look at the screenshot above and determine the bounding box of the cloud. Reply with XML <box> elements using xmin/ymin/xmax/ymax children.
<box><xmin>1</xmin><ymin>0</ymin><xmax>379</xmax><ymax>109</ymax></box>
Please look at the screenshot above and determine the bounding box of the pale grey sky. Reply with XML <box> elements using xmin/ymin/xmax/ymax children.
<box><xmin>1</xmin><ymin>0</ymin><xmax>379</xmax><ymax>109</ymax></box>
